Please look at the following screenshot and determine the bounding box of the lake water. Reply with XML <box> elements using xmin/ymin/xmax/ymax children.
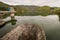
<box><xmin>0</xmin><ymin>15</ymin><xmax>60</xmax><ymax>40</ymax></box>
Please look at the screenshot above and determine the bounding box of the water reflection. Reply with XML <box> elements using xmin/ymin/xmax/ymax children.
<box><xmin>0</xmin><ymin>23</ymin><xmax>6</xmax><ymax>28</ymax></box>
<box><xmin>0</xmin><ymin>15</ymin><xmax>60</xmax><ymax>40</ymax></box>
<box><xmin>0</xmin><ymin>20</ymin><xmax>17</xmax><ymax>28</ymax></box>
<box><xmin>57</xmin><ymin>14</ymin><xmax>60</xmax><ymax>22</ymax></box>
<box><xmin>10</xmin><ymin>20</ymin><xmax>17</xmax><ymax>25</ymax></box>
<box><xmin>0</xmin><ymin>20</ymin><xmax>17</xmax><ymax>38</ymax></box>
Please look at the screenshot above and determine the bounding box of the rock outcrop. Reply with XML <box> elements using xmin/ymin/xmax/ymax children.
<box><xmin>0</xmin><ymin>23</ymin><xmax>46</xmax><ymax>40</ymax></box>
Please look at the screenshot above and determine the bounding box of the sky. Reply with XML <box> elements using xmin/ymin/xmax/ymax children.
<box><xmin>0</xmin><ymin>0</ymin><xmax>60</xmax><ymax>7</ymax></box>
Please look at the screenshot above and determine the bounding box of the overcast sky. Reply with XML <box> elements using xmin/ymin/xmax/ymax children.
<box><xmin>0</xmin><ymin>0</ymin><xmax>60</xmax><ymax>7</ymax></box>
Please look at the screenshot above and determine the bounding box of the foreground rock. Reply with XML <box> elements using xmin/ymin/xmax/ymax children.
<box><xmin>0</xmin><ymin>23</ymin><xmax>46</xmax><ymax>40</ymax></box>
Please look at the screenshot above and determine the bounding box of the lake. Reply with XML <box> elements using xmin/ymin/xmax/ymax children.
<box><xmin>0</xmin><ymin>15</ymin><xmax>60</xmax><ymax>40</ymax></box>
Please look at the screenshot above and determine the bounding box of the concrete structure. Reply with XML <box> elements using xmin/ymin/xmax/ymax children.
<box><xmin>0</xmin><ymin>7</ymin><xmax>16</xmax><ymax>26</ymax></box>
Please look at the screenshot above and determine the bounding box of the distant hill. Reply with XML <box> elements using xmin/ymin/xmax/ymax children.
<box><xmin>0</xmin><ymin>2</ymin><xmax>10</xmax><ymax>7</ymax></box>
<box><xmin>15</xmin><ymin>5</ymin><xmax>41</xmax><ymax>13</ymax></box>
<box><xmin>0</xmin><ymin>2</ymin><xmax>60</xmax><ymax>16</ymax></box>
<box><xmin>14</xmin><ymin>5</ymin><xmax>51</xmax><ymax>16</ymax></box>
<box><xmin>0</xmin><ymin>2</ymin><xmax>10</xmax><ymax>11</ymax></box>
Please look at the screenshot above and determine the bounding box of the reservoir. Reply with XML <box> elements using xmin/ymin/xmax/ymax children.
<box><xmin>0</xmin><ymin>15</ymin><xmax>60</xmax><ymax>40</ymax></box>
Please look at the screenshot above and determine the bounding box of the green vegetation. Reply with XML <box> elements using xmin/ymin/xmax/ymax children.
<box><xmin>14</xmin><ymin>5</ymin><xmax>60</xmax><ymax>16</ymax></box>
<box><xmin>0</xmin><ymin>2</ymin><xmax>60</xmax><ymax>18</ymax></box>
<box><xmin>0</xmin><ymin>2</ymin><xmax>9</xmax><ymax>11</ymax></box>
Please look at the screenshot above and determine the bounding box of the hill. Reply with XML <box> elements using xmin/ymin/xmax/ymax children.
<box><xmin>0</xmin><ymin>1</ymin><xmax>10</xmax><ymax>6</ymax></box>
<box><xmin>0</xmin><ymin>2</ymin><xmax>60</xmax><ymax>16</ymax></box>
<box><xmin>0</xmin><ymin>2</ymin><xmax>10</xmax><ymax>11</ymax></box>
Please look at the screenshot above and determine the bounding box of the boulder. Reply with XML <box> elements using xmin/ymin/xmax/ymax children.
<box><xmin>0</xmin><ymin>23</ymin><xmax>46</xmax><ymax>40</ymax></box>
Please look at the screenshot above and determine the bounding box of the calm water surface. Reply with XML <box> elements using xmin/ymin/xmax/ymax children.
<box><xmin>0</xmin><ymin>15</ymin><xmax>60</xmax><ymax>40</ymax></box>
